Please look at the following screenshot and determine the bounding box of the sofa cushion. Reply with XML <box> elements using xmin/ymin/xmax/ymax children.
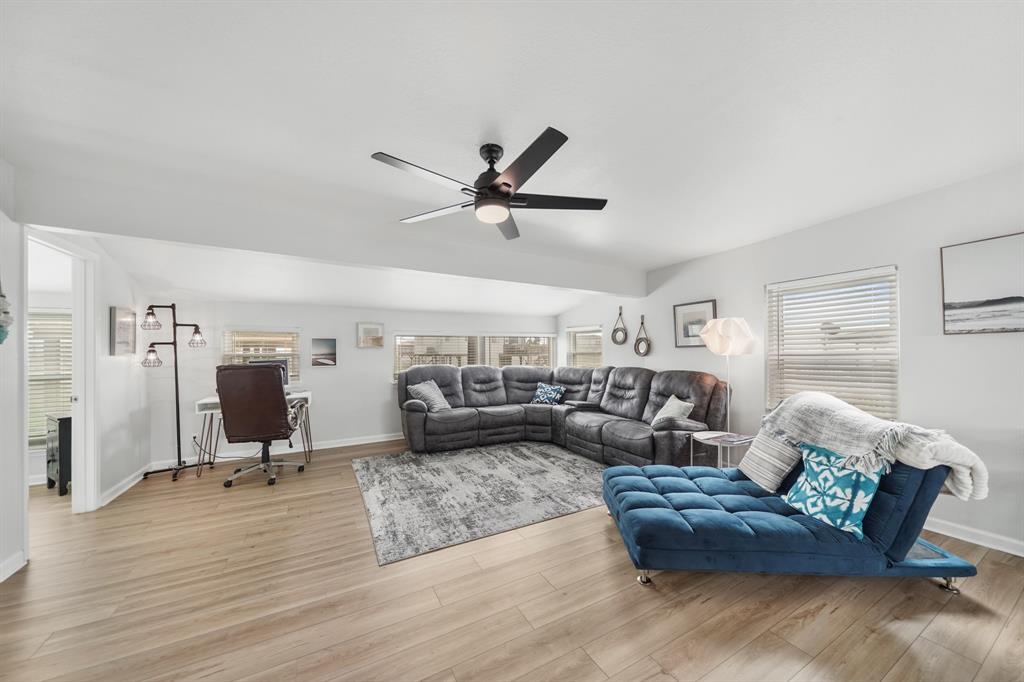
<box><xmin>602</xmin><ymin>420</ymin><xmax>655</xmax><ymax>460</ymax></box>
<box><xmin>502</xmin><ymin>366</ymin><xmax>554</xmax><ymax>403</ymax></box>
<box><xmin>401</xmin><ymin>365</ymin><xmax>465</xmax><ymax>408</ymax></box>
<box><xmin>424</xmin><ymin>407</ymin><xmax>480</xmax><ymax>435</ymax></box>
<box><xmin>477</xmin><ymin>404</ymin><xmax>525</xmax><ymax>429</ymax></box>
<box><xmin>643</xmin><ymin>370</ymin><xmax>719</xmax><ymax>424</ymax></box>
<box><xmin>461</xmin><ymin>365</ymin><xmax>507</xmax><ymax>407</ymax></box>
<box><xmin>604</xmin><ymin>466</ymin><xmax>885</xmax><ymax>573</ymax></box>
<box><xmin>566</xmin><ymin>410</ymin><xmax>626</xmax><ymax>443</ymax></box>
<box><xmin>588</xmin><ymin>366</ymin><xmax>614</xmax><ymax>403</ymax></box>
<box><xmin>552</xmin><ymin>367</ymin><xmax>594</xmax><ymax>402</ymax></box>
<box><xmin>406</xmin><ymin>380</ymin><xmax>451</xmax><ymax>413</ymax></box>
<box><xmin>600</xmin><ymin>367</ymin><xmax>655</xmax><ymax>420</ymax></box>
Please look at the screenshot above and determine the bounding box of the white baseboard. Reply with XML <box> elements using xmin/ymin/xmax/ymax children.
<box><xmin>28</xmin><ymin>474</ymin><xmax>48</xmax><ymax>486</ymax></box>
<box><xmin>1</xmin><ymin>550</ymin><xmax>27</xmax><ymax>582</ymax></box>
<box><xmin>147</xmin><ymin>433</ymin><xmax>406</xmax><ymax>473</ymax></box>
<box><xmin>99</xmin><ymin>463</ymin><xmax>150</xmax><ymax>507</ymax></box>
<box><xmin>925</xmin><ymin>517</ymin><xmax>1024</xmax><ymax>557</ymax></box>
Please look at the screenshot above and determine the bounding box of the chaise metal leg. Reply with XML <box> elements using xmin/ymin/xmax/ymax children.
<box><xmin>940</xmin><ymin>577</ymin><xmax>961</xmax><ymax>595</ymax></box>
<box><xmin>637</xmin><ymin>569</ymin><xmax>653</xmax><ymax>586</ymax></box>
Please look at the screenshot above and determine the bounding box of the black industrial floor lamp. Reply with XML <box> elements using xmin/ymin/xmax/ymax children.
<box><xmin>139</xmin><ymin>303</ymin><xmax>206</xmax><ymax>481</ymax></box>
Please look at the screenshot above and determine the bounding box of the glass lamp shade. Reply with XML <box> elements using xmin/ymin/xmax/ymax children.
<box><xmin>141</xmin><ymin>309</ymin><xmax>162</xmax><ymax>330</ymax></box>
<box><xmin>188</xmin><ymin>327</ymin><xmax>207</xmax><ymax>348</ymax></box>
<box><xmin>141</xmin><ymin>346</ymin><xmax>163</xmax><ymax>368</ymax></box>
<box><xmin>474</xmin><ymin>197</ymin><xmax>510</xmax><ymax>224</ymax></box>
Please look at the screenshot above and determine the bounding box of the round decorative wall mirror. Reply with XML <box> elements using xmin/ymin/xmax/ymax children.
<box><xmin>634</xmin><ymin>315</ymin><xmax>651</xmax><ymax>357</ymax></box>
<box><xmin>611</xmin><ymin>306</ymin><xmax>628</xmax><ymax>345</ymax></box>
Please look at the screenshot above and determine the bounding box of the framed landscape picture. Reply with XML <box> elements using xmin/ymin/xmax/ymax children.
<box><xmin>940</xmin><ymin>231</ymin><xmax>1024</xmax><ymax>335</ymax></box>
<box><xmin>311</xmin><ymin>337</ymin><xmax>337</xmax><ymax>366</ymax></box>
<box><xmin>357</xmin><ymin>322</ymin><xmax>384</xmax><ymax>348</ymax></box>
<box><xmin>673</xmin><ymin>299</ymin><xmax>717</xmax><ymax>347</ymax></box>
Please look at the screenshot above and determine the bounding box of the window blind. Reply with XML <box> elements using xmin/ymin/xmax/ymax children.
<box><xmin>27</xmin><ymin>312</ymin><xmax>73</xmax><ymax>447</ymax></box>
<box><xmin>393</xmin><ymin>334</ymin><xmax>554</xmax><ymax>377</ymax></box>
<box><xmin>223</xmin><ymin>330</ymin><xmax>301</xmax><ymax>380</ymax></box>
<box><xmin>766</xmin><ymin>266</ymin><xmax>899</xmax><ymax>419</ymax></box>
<box><xmin>566</xmin><ymin>327</ymin><xmax>603</xmax><ymax>369</ymax></box>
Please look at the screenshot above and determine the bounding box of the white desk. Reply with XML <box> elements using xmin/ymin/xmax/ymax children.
<box><xmin>194</xmin><ymin>391</ymin><xmax>313</xmax><ymax>474</ymax></box>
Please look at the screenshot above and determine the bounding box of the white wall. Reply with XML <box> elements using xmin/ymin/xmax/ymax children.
<box><xmin>559</xmin><ymin>166</ymin><xmax>1024</xmax><ymax>551</ymax></box>
<box><xmin>144</xmin><ymin>301</ymin><xmax>556</xmax><ymax>464</ymax></box>
<box><xmin>0</xmin><ymin>160</ymin><xmax>28</xmax><ymax>580</ymax></box>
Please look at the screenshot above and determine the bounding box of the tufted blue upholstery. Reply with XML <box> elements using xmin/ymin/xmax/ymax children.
<box><xmin>604</xmin><ymin>463</ymin><xmax>975</xmax><ymax>577</ymax></box>
<box><xmin>605</xmin><ymin>465</ymin><xmax>887</xmax><ymax>575</ymax></box>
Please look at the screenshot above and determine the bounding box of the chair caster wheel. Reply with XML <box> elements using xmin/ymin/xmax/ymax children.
<box><xmin>223</xmin><ymin>480</ymin><xmax>232</xmax><ymax>488</ymax></box>
<box><xmin>267</xmin><ymin>478</ymin><xmax>276</xmax><ymax>486</ymax></box>
<box><xmin>234</xmin><ymin>468</ymin><xmax>242</xmax><ymax>474</ymax></box>
<box><xmin>298</xmin><ymin>465</ymin><xmax>305</xmax><ymax>473</ymax></box>
<box><xmin>637</xmin><ymin>571</ymin><xmax>653</xmax><ymax>586</ymax></box>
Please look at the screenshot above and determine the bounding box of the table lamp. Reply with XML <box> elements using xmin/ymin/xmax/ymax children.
<box><xmin>699</xmin><ymin>317</ymin><xmax>756</xmax><ymax>435</ymax></box>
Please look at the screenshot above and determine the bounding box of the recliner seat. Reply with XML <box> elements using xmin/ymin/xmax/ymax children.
<box><xmin>397</xmin><ymin>364</ymin><xmax>728</xmax><ymax>465</ymax></box>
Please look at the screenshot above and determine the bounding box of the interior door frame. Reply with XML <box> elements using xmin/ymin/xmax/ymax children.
<box><xmin>25</xmin><ymin>227</ymin><xmax>101</xmax><ymax>516</ymax></box>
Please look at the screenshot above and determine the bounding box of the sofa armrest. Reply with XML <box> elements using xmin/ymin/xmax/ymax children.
<box><xmin>652</xmin><ymin>417</ymin><xmax>709</xmax><ymax>433</ymax></box>
<box><xmin>402</xmin><ymin>399</ymin><xmax>428</xmax><ymax>413</ymax></box>
<box><xmin>565</xmin><ymin>400</ymin><xmax>601</xmax><ymax>410</ymax></box>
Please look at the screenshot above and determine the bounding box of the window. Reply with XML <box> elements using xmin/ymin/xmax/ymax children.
<box><xmin>27</xmin><ymin>312</ymin><xmax>73</xmax><ymax>447</ymax></box>
<box><xmin>566</xmin><ymin>327</ymin><xmax>603</xmax><ymax>369</ymax></box>
<box><xmin>223</xmin><ymin>330</ymin><xmax>301</xmax><ymax>381</ymax></box>
<box><xmin>766</xmin><ymin>266</ymin><xmax>899</xmax><ymax>419</ymax></box>
<box><xmin>393</xmin><ymin>334</ymin><xmax>555</xmax><ymax>377</ymax></box>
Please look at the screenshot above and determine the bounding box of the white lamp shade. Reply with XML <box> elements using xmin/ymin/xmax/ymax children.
<box><xmin>699</xmin><ymin>317</ymin><xmax>756</xmax><ymax>356</ymax></box>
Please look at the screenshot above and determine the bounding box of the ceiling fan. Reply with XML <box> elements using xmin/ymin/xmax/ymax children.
<box><xmin>371</xmin><ymin>127</ymin><xmax>607</xmax><ymax>240</ymax></box>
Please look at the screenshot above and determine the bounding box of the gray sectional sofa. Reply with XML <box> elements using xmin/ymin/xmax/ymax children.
<box><xmin>396</xmin><ymin>364</ymin><xmax>728</xmax><ymax>467</ymax></box>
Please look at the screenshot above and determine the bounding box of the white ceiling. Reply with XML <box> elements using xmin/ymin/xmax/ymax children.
<box><xmin>88</xmin><ymin>233</ymin><xmax>595</xmax><ymax>316</ymax></box>
<box><xmin>2</xmin><ymin>2</ymin><xmax>1022</xmax><ymax>290</ymax></box>
<box><xmin>26</xmin><ymin>239</ymin><xmax>72</xmax><ymax>294</ymax></box>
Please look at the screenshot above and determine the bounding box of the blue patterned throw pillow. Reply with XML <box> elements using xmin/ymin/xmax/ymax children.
<box><xmin>783</xmin><ymin>443</ymin><xmax>884</xmax><ymax>539</ymax></box>
<box><xmin>531</xmin><ymin>382</ymin><xmax>566</xmax><ymax>405</ymax></box>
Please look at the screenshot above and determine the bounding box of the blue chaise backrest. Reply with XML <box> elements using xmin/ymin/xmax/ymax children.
<box><xmin>778</xmin><ymin>461</ymin><xmax>950</xmax><ymax>562</ymax></box>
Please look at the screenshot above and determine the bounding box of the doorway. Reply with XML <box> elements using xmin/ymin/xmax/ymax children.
<box><xmin>24</xmin><ymin>231</ymin><xmax>100</xmax><ymax>520</ymax></box>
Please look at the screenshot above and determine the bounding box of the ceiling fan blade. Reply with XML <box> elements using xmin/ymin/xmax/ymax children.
<box><xmin>511</xmin><ymin>193</ymin><xmax>607</xmax><ymax>210</ymax></box>
<box><xmin>489</xmin><ymin>127</ymin><xmax>568</xmax><ymax>194</ymax></box>
<box><xmin>371</xmin><ymin>152</ymin><xmax>472</xmax><ymax>192</ymax></box>
<box><xmin>496</xmin><ymin>214</ymin><xmax>520</xmax><ymax>240</ymax></box>
<box><xmin>399</xmin><ymin>202</ymin><xmax>473</xmax><ymax>224</ymax></box>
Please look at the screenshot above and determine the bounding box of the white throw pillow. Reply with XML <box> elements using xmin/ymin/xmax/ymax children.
<box><xmin>651</xmin><ymin>394</ymin><xmax>695</xmax><ymax>428</ymax></box>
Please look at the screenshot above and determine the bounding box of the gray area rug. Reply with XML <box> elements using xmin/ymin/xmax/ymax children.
<box><xmin>352</xmin><ymin>441</ymin><xmax>607</xmax><ymax>565</ymax></box>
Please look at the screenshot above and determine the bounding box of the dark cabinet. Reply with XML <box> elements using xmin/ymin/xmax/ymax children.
<box><xmin>46</xmin><ymin>415</ymin><xmax>72</xmax><ymax>496</ymax></box>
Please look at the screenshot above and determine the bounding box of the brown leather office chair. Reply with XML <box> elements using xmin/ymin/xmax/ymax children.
<box><xmin>216</xmin><ymin>364</ymin><xmax>306</xmax><ymax>487</ymax></box>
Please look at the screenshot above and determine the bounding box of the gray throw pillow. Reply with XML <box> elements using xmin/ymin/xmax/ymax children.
<box><xmin>407</xmin><ymin>379</ymin><xmax>451</xmax><ymax>413</ymax></box>
<box><xmin>651</xmin><ymin>394</ymin><xmax>695</xmax><ymax>428</ymax></box>
<box><xmin>738</xmin><ymin>429</ymin><xmax>802</xmax><ymax>493</ymax></box>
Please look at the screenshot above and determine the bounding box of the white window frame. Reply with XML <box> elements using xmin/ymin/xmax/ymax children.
<box><xmin>765</xmin><ymin>265</ymin><xmax>900</xmax><ymax>419</ymax></box>
<box><xmin>565</xmin><ymin>325</ymin><xmax>603</xmax><ymax>369</ymax></box>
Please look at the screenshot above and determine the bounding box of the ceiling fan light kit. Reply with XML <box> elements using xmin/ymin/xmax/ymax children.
<box><xmin>372</xmin><ymin>127</ymin><xmax>607</xmax><ymax>240</ymax></box>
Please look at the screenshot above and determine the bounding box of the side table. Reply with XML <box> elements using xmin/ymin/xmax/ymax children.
<box><xmin>690</xmin><ymin>431</ymin><xmax>755</xmax><ymax>468</ymax></box>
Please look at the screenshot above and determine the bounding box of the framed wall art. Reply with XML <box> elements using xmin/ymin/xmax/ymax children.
<box><xmin>109</xmin><ymin>306</ymin><xmax>137</xmax><ymax>356</ymax></box>
<box><xmin>940</xmin><ymin>231</ymin><xmax>1023</xmax><ymax>334</ymax></box>
<box><xmin>673</xmin><ymin>299</ymin><xmax>717</xmax><ymax>347</ymax></box>
<box><xmin>311</xmin><ymin>337</ymin><xmax>337</xmax><ymax>366</ymax></box>
<box><xmin>357</xmin><ymin>322</ymin><xmax>384</xmax><ymax>348</ymax></box>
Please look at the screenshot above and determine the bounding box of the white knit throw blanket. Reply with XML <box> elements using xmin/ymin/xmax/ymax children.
<box><xmin>762</xmin><ymin>391</ymin><xmax>988</xmax><ymax>500</ymax></box>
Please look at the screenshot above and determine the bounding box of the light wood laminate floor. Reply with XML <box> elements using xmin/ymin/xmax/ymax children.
<box><xmin>1</xmin><ymin>440</ymin><xmax>1021</xmax><ymax>682</ymax></box>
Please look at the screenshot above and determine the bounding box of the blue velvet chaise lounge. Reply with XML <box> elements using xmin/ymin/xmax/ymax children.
<box><xmin>603</xmin><ymin>460</ymin><xmax>976</xmax><ymax>593</ymax></box>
